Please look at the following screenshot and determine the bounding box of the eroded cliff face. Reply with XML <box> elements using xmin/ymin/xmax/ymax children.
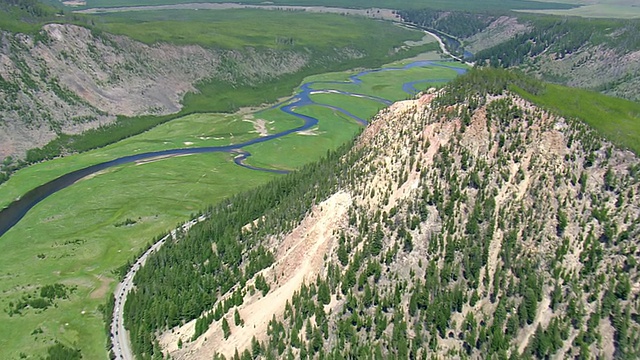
<box><xmin>159</xmin><ymin>89</ymin><xmax>640</xmax><ymax>359</ymax></box>
<box><xmin>0</xmin><ymin>24</ymin><xmax>311</xmax><ymax>159</ymax></box>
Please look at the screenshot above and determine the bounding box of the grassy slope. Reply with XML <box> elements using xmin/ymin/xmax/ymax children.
<box><xmin>514</xmin><ymin>84</ymin><xmax>640</xmax><ymax>154</ymax></box>
<box><xmin>0</xmin><ymin>0</ymin><xmax>58</xmax><ymax>34</ymax></box>
<box><xmin>94</xmin><ymin>9</ymin><xmax>399</xmax><ymax>48</ymax></box>
<box><xmin>0</xmin><ymin>153</ymin><xmax>276</xmax><ymax>360</ymax></box>
<box><xmin>0</xmin><ymin>57</ymin><xmax>461</xmax><ymax>359</ymax></box>
<box><xmin>81</xmin><ymin>0</ymin><xmax>575</xmax><ymax>11</ymax></box>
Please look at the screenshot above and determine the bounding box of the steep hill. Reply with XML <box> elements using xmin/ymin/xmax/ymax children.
<box><xmin>125</xmin><ymin>69</ymin><xmax>640</xmax><ymax>359</ymax></box>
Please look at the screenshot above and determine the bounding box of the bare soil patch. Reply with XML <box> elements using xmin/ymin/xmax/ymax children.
<box><xmin>162</xmin><ymin>191</ymin><xmax>352</xmax><ymax>359</ymax></box>
<box><xmin>243</xmin><ymin>117</ymin><xmax>269</xmax><ymax>137</ymax></box>
<box><xmin>89</xmin><ymin>275</ymin><xmax>112</xmax><ymax>299</ymax></box>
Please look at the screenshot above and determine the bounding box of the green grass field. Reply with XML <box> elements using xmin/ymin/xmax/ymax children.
<box><xmin>0</xmin><ymin>152</ymin><xmax>276</xmax><ymax>360</ymax></box>
<box><xmin>94</xmin><ymin>9</ymin><xmax>410</xmax><ymax>49</ymax></box>
<box><xmin>80</xmin><ymin>0</ymin><xmax>576</xmax><ymax>11</ymax></box>
<box><xmin>0</xmin><ymin>57</ymin><xmax>462</xmax><ymax>359</ymax></box>
<box><xmin>309</xmin><ymin>92</ymin><xmax>387</xmax><ymax>120</ymax></box>
<box><xmin>243</xmin><ymin>105</ymin><xmax>363</xmax><ymax>170</ymax></box>
<box><xmin>0</xmin><ymin>112</ymin><xmax>266</xmax><ymax>210</ymax></box>
<box><xmin>515</xmin><ymin>83</ymin><xmax>640</xmax><ymax>154</ymax></box>
<box><xmin>307</xmin><ymin>63</ymin><xmax>464</xmax><ymax>101</ymax></box>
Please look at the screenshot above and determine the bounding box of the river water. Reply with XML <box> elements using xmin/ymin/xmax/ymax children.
<box><xmin>0</xmin><ymin>60</ymin><xmax>466</xmax><ymax>238</ymax></box>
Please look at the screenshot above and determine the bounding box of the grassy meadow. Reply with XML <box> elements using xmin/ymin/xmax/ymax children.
<box><xmin>243</xmin><ymin>105</ymin><xmax>363</xmax><ymax>170</ymax></box>
<box><xmin>0</xmin><ymin>112</ymin><xmax>264</xmax><ymax>210</ymax></box>
<box><xmin>80</xmin><ymin>0</ymin><xmax>576</xmax><ymax>11</ymax></box>
<box><xmin>0</xmin><ymin>152</ymin><xmax>276</xmax><ymax>360</ymax></box>
<box><xmin>0</xmin><ymin>52</ymin><xmax>461</xmax><ymax>358</ymax></box>
<box><xmin>307</xmin><ymin>62</ymin><xmax>464</xmax><ymax>101</ymax></box>
<box><xmin>308</xmin><ymin>93</ymin><xmax>387</xmax><ymax>120</ymax></box>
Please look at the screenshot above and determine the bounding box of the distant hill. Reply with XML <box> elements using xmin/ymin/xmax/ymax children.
<box><xmin>399</xmin><ymin>9</ymin><xmax>640</xmax><ymax>103</ymax></box>
<box><xmin>125</xmin><ymin>68</ymin><xmax>640</xmax><ymax>359</ymax></box>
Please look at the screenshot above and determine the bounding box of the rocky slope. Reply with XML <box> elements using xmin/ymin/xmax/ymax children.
<box><xmin>400</xmin><ymin>10</ymin><xmax>640</xmax><ymax>102</ymax></box>
<box><xmin>146</xmin><ymin>72</ymin><xmax>640</xmax><ymax>359</ymax></box>
<box><xmin>0</xmin><ymin>24</ymin><xmax>312</xmax><ymax>160</ymax></box>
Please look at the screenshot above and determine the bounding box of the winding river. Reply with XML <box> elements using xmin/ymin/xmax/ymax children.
<box><xmin>0</xmin><ymin>60</ymin><xmax>465</xmax><ymax>239</ymax></box>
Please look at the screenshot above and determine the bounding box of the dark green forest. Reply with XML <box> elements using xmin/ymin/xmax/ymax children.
<box><xmin>398</xmin><ymin>9</ymin><xmax>499</xmax><ymax>58</ymax></box>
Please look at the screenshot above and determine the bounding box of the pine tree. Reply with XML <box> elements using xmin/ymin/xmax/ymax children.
<box><xmin>234</xmin><ymin>309</ymin><xmax>243</xmax><ymax>326</ymax></box>
<box><xmin>222</xmin><ymin>317</ymin><xmax>231</xmax><ymax>339</ymax></box>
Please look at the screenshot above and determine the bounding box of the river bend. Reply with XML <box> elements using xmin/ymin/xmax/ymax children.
<box><xmin>0</xmin><ymin>60</ymin><xmax>465</xmax><ymax>238</ymax></box>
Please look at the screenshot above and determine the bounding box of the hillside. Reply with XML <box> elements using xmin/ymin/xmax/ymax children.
<box><xmin>399</xmin><ymin>10</ymin><xmax>640</xmax><ymax>102</ymax></box>
<box><xmin>0</xmin><ymin>23</ymin><xmax>318</xmax><ymax>161</ymax></box>
<box><xmin>125</xmin><ymin>69</ymin><xmax>640</xmax><ymax>359</ymax></box>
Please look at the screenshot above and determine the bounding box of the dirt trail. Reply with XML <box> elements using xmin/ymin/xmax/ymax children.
<box><xmin>164</xmin><ymin>191</ymin><xmax>352</xmax><ymax>359</ymax></box>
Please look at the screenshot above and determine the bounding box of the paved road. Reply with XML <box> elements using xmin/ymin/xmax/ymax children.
<box><xmin>110</xmin><ymin>215</ymin><xmax>207</xmax><ymax>360</ymax></box>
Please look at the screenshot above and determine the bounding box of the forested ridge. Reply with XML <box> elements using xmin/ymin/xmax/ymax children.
<box><xmin>123</xmin><ymin>68</ymin><xmax>640</xmax><ymax>359</ymax></box>
<box><xmin>398</xmin><ymin>9</ymin><xmax>497</xmax><ymax>58</ymax></box>
<box><xmin>398</xmin><ymin>10</ymin><xmax>495</xmax><ymax>42</ymax></box>
<box><xmin>473</xmin><ymin>17</ymin><xmax>640</xmax><ymax>68</ymax></box>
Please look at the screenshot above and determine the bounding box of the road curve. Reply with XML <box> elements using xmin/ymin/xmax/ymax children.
<box><xmin>110</xmin><ymin>215</ymin><xmax>207</xmax><ymax>360</ymax></box>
